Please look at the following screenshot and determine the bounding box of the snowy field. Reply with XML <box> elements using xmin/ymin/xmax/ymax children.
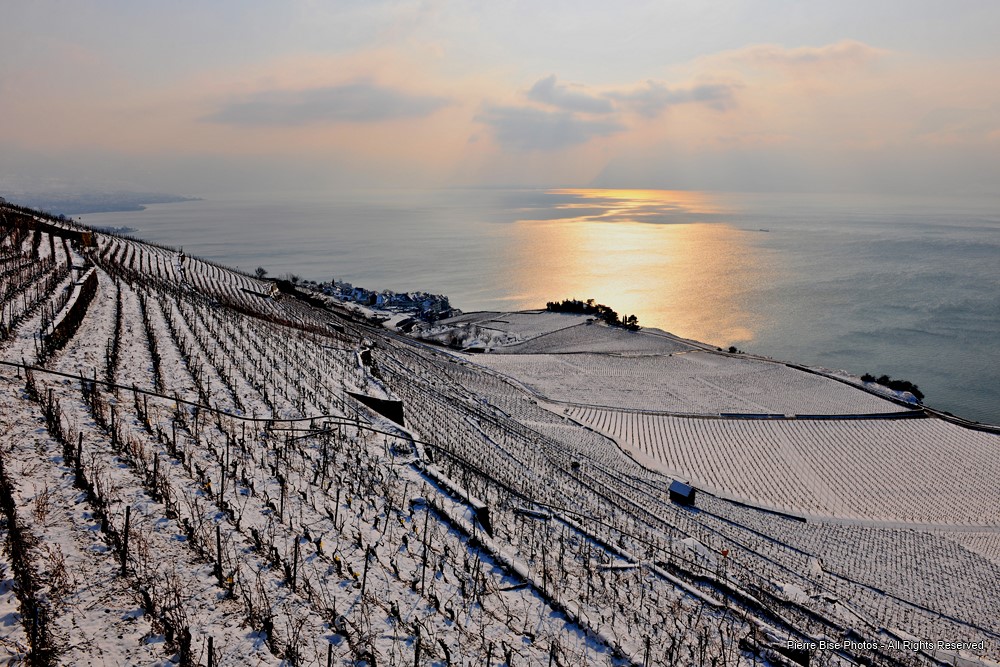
<box><xmin>468</xmin><ymin>350</ymin><xmax>904</xmax><ymax>415</ymax></box>
<box><xmin>565</xmin><ymin>406</ymin><xmax>999</xmax><ymax>524</ymax></box>
<box><xmin>431</xmin><ymin>311</ymin><xmax>697</xmax><ymax>354</ymax></box>
<box><xmin>1</xmin><ymin>203</ymin><xmax>998</xmax><ymax>666</ymax></box>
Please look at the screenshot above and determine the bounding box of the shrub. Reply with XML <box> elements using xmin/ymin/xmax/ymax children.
<box><xmin>545</xmin><ymin>298</ymin><xmax>640</xmax><ymax>330</ymax></box>
<box><xmin>861</xmin><ymin>372</ymin><xmax>924</xmax><ymax>401</ymax></box>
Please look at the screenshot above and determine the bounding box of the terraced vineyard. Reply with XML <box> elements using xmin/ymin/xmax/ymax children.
<box><xmin>561</xmin><ymin>407</ymin><xmax>999</xmax><ymax>524</ymax></box>
<box><xmin>471</xmin><ymin>350</ymin><xmax>904</xmax><ymax>415</ymax></box>
<box><xmin>435</xmin><ymin>312</ymin><xmax>696</xmax><ymax>355</ymax></box>
<box><xmin>1</xmin><ymin>201</ymin><xmax>997</xmax><ymax>666</ymax></box>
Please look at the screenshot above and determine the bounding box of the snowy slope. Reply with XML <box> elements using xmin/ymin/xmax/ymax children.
<box><xmin>1</xmin><ymin>202</ymin><xmax>997</xmax><ymax>666</ymax></box>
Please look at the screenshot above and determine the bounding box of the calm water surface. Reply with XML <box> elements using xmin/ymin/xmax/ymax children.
<box><xmin>82</xmin><ymin>189</ymin><xmax>1000</xmax><ymax>425</ymax></box>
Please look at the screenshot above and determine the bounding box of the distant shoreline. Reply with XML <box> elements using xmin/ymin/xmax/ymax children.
<box><xmin>3</xmin><ymin>192</ymin><xmax>201</xmax><ymax>216</ymax></box>
<box><xmin>72</xmin><ymin>189</ymin><xmax>1000</xmax><ymax>425</ymax></box>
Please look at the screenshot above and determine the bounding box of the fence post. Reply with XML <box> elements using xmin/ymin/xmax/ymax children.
<box><xmin>360</xmin><ymin>545</ymin><xmax>371</xmax><ymax>599</ymax></box>
<box><xmin>122</xmin><ymin>505</ymin><xmax>131</xmax><ymax>576</ymax></box>
<box><xmin>216</xmin><ymin>524</ymin><xmax>223</xmax><ymax>587</ymax></box>
<box><xmin>420</xmin><ymin>509</ymin><xmax>430</xmax><ymax>594</ymax></box>
<box><xmin>76</xmin><ymin>432</ymin><xmax>83</xmax><ymax>482</ymax></box>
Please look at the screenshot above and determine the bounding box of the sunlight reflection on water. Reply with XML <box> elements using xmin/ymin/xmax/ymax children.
<box><xmin>79</xmin><ymin>187</ymin><xmax>1000</xmax><ymax>423</ymax></box>
<box><xmin>502</xmin><ymin>189</ymin><xmax>770</xmax><ymax>344</ymax></box>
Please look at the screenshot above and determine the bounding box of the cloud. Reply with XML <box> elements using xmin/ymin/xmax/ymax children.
<box><xmin>476</xmin><ymin>105</ymin><xmax>624</xmax><ymax>151</ymax></box>
<box><xmin>527</xmin><ymin>75</ymin><xmax>614</xmax><ymax>114</ymax></box>
<box><xmin>477</xmin><ymin>74</ymin><xmax>737</xmax><ymax>152</ymax></box>
<box><xmin>726</xmin><ymin>39</ymin><xmax>886</xmax><ymax>70</ymax></box>
<box><xmin>610</xmin><ymin>81</ymin><xmax>738</xmax><ymax>117</ymax></box>
<box><xmin>911</xmin><ymin>106</ymin><xmax>1000</xmax><ymax>144</ymax></box>
<box><xmin>205</xmin><ymin>81</ymin><xmax>450</xmax><ymax>126</ymax></box>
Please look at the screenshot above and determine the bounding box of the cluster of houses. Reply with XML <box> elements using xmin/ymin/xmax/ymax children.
<box><xmin>305</xmin><ymin>279</ymin><xmax>457</xmax><ymax>321</ymax></box>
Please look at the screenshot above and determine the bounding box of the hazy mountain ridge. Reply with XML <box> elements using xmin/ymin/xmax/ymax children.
<box><xmin>2</xmin><ymin>191</ymin><xmax>200</xmax><ymax>216</ymax></box>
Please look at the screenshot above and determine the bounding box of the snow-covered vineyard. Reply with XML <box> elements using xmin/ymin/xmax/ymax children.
<box><xmin>1</xmin><ymin>202</ymin><xmax>998</xmax><ymax>666</ymax></box>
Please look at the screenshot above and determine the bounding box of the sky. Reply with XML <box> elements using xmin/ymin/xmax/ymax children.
<box><xmin>2</xmin><ymin>1</ymin><xmax>999</xmax><ymax>196</ymax></box>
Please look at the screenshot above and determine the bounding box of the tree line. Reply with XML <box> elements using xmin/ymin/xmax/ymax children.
<box><xmin>545</xmin><ymin>298</ymin><xmax>640</xmax><ymax>330</ymax></box>
<box><xmin>861</xmin><ymin>373</ymin><xmax>924</xmax><ymax>401</ymax></box>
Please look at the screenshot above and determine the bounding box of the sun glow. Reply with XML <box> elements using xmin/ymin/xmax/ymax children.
<box><xmin>542</xmin><ymin>188</ymin><xmax>727</xmax><ymax>223</ymax></box>
<box><xmin>502</xmin><ymin>189</ymin><xmax>768</xmax><ymax>345</ymax></box>
<box><xmin>551</xmin><ymin>188</ymin><xmax>724</xmax><ymax>209</ymax></box>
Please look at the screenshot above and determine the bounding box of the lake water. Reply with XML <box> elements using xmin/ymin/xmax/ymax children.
<box><xmin>81</xmin><ymin>188</ymin><xmax>1000</xmax><ymax>425</ymax></box>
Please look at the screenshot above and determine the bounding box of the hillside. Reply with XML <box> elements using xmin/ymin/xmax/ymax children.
<box><xmin>1</xmin><ymin>200</ymin><xmax>997</xmax><ymax>666</ymax></box>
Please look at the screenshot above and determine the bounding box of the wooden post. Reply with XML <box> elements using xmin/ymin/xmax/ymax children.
<box><xmin>360</xmin><ymin>545</ymin><xmax>371</xmax><ymax>599</ymax></box>
<box><xmin>30</xmin><ymin>607</ymin><xmax>38</xmax><ymax>655</ymax></box>
<box><xmin>122</xmin><ymin>506</ymin><xmax>131</xmax><ymax>576</ymax></box>
<box><xmin>279</xmin><ymin>479</ymin><xmax>285</xmax><ymax>523</ymax></box>
<box><xmin>215</xmin><ymin>524</ymin><xmax>223</xmax><ymax>587</ymax></box>
<box><xmin>420</xmin><ymin>508</ymin><xmax>430</xmax><ymax>594</ymax></box>
<box><xmin>334</xmin><ymin>487</ymin><xmax>340</xmax><ymax>526</ymax></box>
<box><xmin>413</xmin><ymin>625</ymin><xmax>421</xmax><ymax>667</ymax></box>
<box><xmin>207</xmin><ymin>636</ymin><xmax>214</xmax><ymax>667</ymax></box>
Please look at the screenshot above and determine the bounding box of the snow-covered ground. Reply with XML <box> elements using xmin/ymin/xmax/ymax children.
<box><xmin>562</xmin><ymin>406</ymin><xmax>999</xmax><ymax>524</ymax></box>
<box><xmin>1</xmin><ymin>205</ymin><xmax>998</xmax><ymax>666</ymax></box>
<box><xmin>468</xmin><ymin>349</ymin><xmax>904</xmax><ymax>415</ymax></box>
<box><xmin>429</xmin><ymin>311</ymin><xmax>699</xmax><ymax>354</ymax></box>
